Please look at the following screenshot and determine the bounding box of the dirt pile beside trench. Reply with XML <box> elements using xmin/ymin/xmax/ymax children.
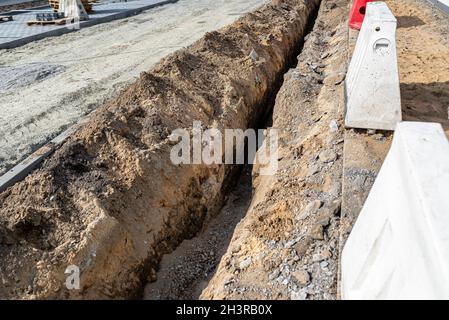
<box><xmin>201</xmin><ymin>0</ymin><xmax>348</xmax><ymax>300</ymax></box>
<box><xmin>0</xmin><ymin>0</ymin><xmax>320</xmax><ymax>299</ymax></box>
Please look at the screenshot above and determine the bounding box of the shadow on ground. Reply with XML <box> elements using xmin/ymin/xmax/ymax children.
<box><xmin>401</xmin><ymin>81</ymin><xmax>449</xmax><ymax>130</ymax></box>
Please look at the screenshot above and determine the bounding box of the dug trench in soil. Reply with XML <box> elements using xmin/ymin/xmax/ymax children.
<box><xmin>143</xmin><ymin>166</ymin><xmax>253</xmax><ymax>299</ymax></box>
<box><xmin>143</xmin><ymin>1</ymin><xmax>322</xmax><ymax>298</ymax></box>
<box><xmin>0</xmin><ymin>0</ymin><xmax>321</xmax><ymax>299</ymax></box>
<box><xmin>201</xmin><ymin>0</ymin><xmax>348</xmax><ymax>300</ymax></box>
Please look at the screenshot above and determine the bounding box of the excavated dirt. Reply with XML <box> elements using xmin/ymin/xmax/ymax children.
<box><xmin>201</xmin><ymin>0</ymin><xmax>348</xmax><ymax>300</ymax></box>
<box><xmin>0</xmin><ymin>0</ymin><xmax>320</xmax><ymax>299</ymax></box>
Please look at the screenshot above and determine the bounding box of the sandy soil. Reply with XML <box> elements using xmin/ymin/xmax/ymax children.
<box><xmin>0</xmin><ymin>0</ymin><xmax>318</xmax><ymax>299</ymax></box>
<box><xmin>0</xmin><ymin>0</ymin><xmax>267</xmax><ymax>175</ymax></box>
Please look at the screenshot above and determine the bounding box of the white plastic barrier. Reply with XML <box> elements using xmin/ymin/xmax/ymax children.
<box><xmin>342</xmin><ymin>122</ymin><xmax>449</xmax><ymax>300</ymax></box>
<box><xmin>345</xmin><ymin>2</ymin><xmax>401</xmax><ymax>131</ymax></box>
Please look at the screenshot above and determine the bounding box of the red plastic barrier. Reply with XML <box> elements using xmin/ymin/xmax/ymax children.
<box><xmin>349</xmin><ymin>0</ymin><xmax>375</xmax><ymax>30</ymax></box>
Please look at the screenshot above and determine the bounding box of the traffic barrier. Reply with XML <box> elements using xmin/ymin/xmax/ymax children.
<box><xmin>341</xmin><ymin>122</ymin><xmax>449</xmax><ymax>300</ymax></box>
<box><xmin>345</xmin><ymin>2</ymin><xmax>401</xmax><ymax>131</ymax></box>
<box><xmin>349</xmin><ymin>0</ymin><xmax>375</xmax><ymax>30</ymax></box>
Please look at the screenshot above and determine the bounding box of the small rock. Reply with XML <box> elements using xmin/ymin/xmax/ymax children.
<box><xmin>291</xmin><ymin>70</ymin><xmax>304</xmax><ymax>80</ymax></box>
<box><xmin>224</xmin><ymin>277</ymin><xmax>235</xmax><ymax>286</ymax></box>
<box><xmin>309</xmin><ymin>224</ymin><xmax>324</xmax><ymax>240</ymax></box>
<box><xmin>292</xmin><ymin>269</ymin><xmax>310</xmax><ymax>286</ymax></box>
<box><xmin>249</xmin><ymin>49</ymin><xmax>259</xmax><ymax>62</ymax></box>
<box><xmin>303</xmin><ymin>200</ymin><xmax>322</xmax><ymax>216</ymax></box>
<box><xmin>284</xmin><ymin>238</ymin><xmax>298</xmax><ymax>248</ymax></box>
<box><xmin>231</xmin><ymin>245</ymin><xmax>241</xmax><ymax>254</ymax></box>
<box><xmin>320</xmin><ymin>52</ymin><xmax>330</xmax><ymax>59</ymax></box>
<box><xmin>294</xmin><ymin>237</ymin><xmax>312</xmax><ymax>257</ymax></box>
<box><xmin>321</xmin><ymin>248</ymin><xmax>332</xmax><ymax>259</ymax></box>
<box><xmin>319</xmin><ymin>150</ymin><xmax>337</xmax><ymax>163</ymax></box>
<box><xmin>291</xmin><ymin>290</ymin><xmax>308</xmax><ymax>300</ymax></box>
<box><xmin>329</xmin><ymin>120</ymin><xmax>338</xmax><ymax>132</ymax></box>
<box><xmin>320</xmin><ymin>261</ymin><xmax>329</xmax><ymax>268</ymax></box>
<box><xmin>276</xmin><ymin>275</ymin><xmax>285</xmax><ymax>284</ymax></box>
<box><xmin>314</xmin><ymin>209</ymin><xmax>332</xmax><ymax>227</ymax></box>
<box><xmin>269</xmin><ymin>269</ymin><xmax>281</xmax><ymax>281</ymax></box>
<box><xmin>239</xmin><ymin>257</ymin><xmax>252</xmax><ymax>270</ymax></box>
<box><xmin>313</xmin><ymin>248</ymin><xmax>332</xmax><ymax>262</ymax></box>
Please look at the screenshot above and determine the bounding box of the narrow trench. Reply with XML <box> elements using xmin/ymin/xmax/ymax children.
<box><xmin>142</xmin><ymin>2</ymin><xmax>322</xmax><ymax>300</ymax></box>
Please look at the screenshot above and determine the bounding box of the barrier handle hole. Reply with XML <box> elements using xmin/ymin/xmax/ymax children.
<box><xmin>375</xmin><ymin>27</ymin><xmax>381</xmax><ymax>32</ymax></box>
<box><xmin>359</xmin><ymin>6</ymin><xmax>366</xmax><ymax>15</ymax></box>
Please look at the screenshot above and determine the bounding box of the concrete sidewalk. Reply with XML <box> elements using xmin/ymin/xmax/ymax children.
<box><xmin>429</xmin><ymin>0</ymin><xmax>449</xmax><ymax>14</ymax></box>
<box><xmin>0</xmin><ymin>0</ymin><xmax>178</xmax><ymax>49</ymax></box>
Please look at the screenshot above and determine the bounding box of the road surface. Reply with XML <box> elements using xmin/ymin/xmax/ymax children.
<box><xmin>0</xmin><ymin>0</ymin><xmax>267</xmax><ymax>174</ymax></box>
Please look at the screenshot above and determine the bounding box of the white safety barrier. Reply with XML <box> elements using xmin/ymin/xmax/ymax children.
<box><xmin>345</xmin><ymin>2</ymin><xmax>401</xmax><ymax>131</ymax></box>
<box><xmin>342</xmin><ymin>122</ymin><xmax>449</xmax><ymax>300</ymax></box>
